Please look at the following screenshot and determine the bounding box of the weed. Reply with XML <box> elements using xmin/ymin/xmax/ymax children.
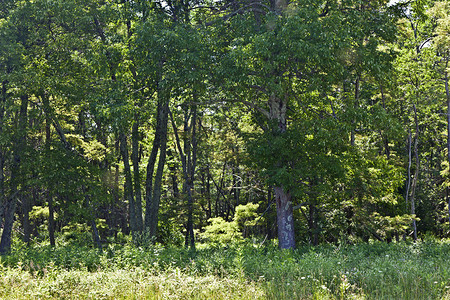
<box><xmin>1</xmin><ymin>240</ymin><xmax>450</xmax><ymax>299</ymax></box>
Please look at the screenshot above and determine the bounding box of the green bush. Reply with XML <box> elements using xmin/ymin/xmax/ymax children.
<box><xmin>200</xmin><ymin>203</ymin><xmax>262</xmax><ymax>244</ymax></box>
<box><xmin>199</xmin><ymin>217</ymin><xmax>241</xmax><ymax>244</ymax></box>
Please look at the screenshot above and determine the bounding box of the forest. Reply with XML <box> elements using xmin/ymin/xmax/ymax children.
<box><xmin>1</xmin><ymin>0</ymin><xmax>450</xmax><ymax>298</ymax></box>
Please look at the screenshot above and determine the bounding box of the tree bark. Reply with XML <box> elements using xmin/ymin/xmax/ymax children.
<box><xmin>0</xmin><ymin>194</ymin><xmax>18</xmax><ymax>253</ymax></box>
<box><xmin>90</xmin><ymin>217</ymin><xmax>102</xmax><ymax>250</ymax></box>
<box><xmin>0</xmin><ymin>95</ymin><xmax>28</xmax><ymax>254</ymax></box>
<box><xmin>351</xmin><ymin>76</ymin><xmax>360</xmax><ymax>146</ymax></box>
<box><xmin>444</xmin><ymin>67</ymin><xmax>450</xmax><ymax>229</ymax></box>
<box><xmin>0</xmin><ymin>81</ymin><xmax>6</xmax><ymax>228</ymax></box>
<box><xmin>145</xmin><ymin>93</ymin><xmax>169</xmax><ymax>238</ymax></box>
<box><xmin>405</xmin><ymin>129</ymin><xmax>412</xmax><ymax>207</ymax></box>
<box><xmin>269</xmin><ymin>95</ymin><xmax>296</xmax><ymax>249</ymax></box>
<box><xmin>170</xmin><ymin>103</ymin><xmax>197</xmax><ymax>249</ymax></box>
<box><xmin>45</xmin><ymin>112</ymin><xmax>55</xmax><ymax>247</ymax></box>
<box><xmin>120</xmin><ymin>130</ymin><xmax>136</xmax><ymax>234</ymax></box>
<box><xmin>22</xmin><ymin>194</ymin><xmax>32</xmax><ymax>245</ymax></box>
<box><xmin>266</xmin><ymin>186</ymin><xmax>273</xmax><ymax>239</ymax></box>
<box><xmin>0</xmin><ymin>151</ymin><xmax>4</xmax><ymax>229</ymax></box>
<box><xmin>132</xmin><ymin>115</ymin><xmax>144</xmax><ymax>232</ymax></box>
<box><xmin>206</xmin><ymin>166</ymin><xmax>212</xmax><ymax>220</ymax></box>
<box><xmin>410</xmin><ymin>104</ymin><xmax>419</xmax><ymax>241</ymax></box>
<box><xmin>380</xmin><ymin>85</ymin><xmax>390</xmax><ymax>158</ymax></box>
<box><xmin>274</xmin><ymin>186</ymin><xmax>295</xmax><ymax>249</ymax></box>
<box><xmin>48</xmin><ymin>193</ymin><xmax>56</xmax><ymax>246</ymax></box>
<box><xmin>186</xmin><ymin>106</ymin><xmax>197</xmax><ymax>249</ymax></box>
<box><xmin>168</xmin><ymin>150</ymin><xmax>180</xmax><ymax>198</ymax></box>
<box><xmin>308</xmin><ymin>203</ymin><xmax>319</xmax><ymax>246</ymax></box>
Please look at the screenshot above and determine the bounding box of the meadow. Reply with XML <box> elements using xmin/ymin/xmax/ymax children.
<box><xmin>1</xmin><ymin>239</ymin><xmax>450</xmax><ymax>299</ymax></box>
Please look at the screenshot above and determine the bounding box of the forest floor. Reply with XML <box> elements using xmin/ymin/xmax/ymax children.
<box><xmin>1</xmin><ymin>239</ymin><xmax>450</xmax><ymax>299</ymax></box>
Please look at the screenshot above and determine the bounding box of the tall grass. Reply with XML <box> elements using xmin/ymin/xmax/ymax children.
<box><xmin>1</xmin><ymin>240</ymin><xmax>450</xmax><ymax>299</ymax></box>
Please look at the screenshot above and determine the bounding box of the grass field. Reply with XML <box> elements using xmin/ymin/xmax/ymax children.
<box><xmin>1</xmin><ymin>239</ymin><xmax>450</xmax><ymax>299</ymax></box>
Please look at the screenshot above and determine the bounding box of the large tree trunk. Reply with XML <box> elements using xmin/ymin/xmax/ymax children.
<box><xmin>269</xmin><ymin>95</ymin><xmax>296</xmax><ymax>249</ymax></box>
<box><xmin>145</xmin><ymin>94</ymin><xmax>169</xmax><ymax>238</ymax></box>
<box><xmin>0</xmin><ymin>95</ymin><xmax>28</xmax><ymax>254</ymax></box>
<box><xmin>0</xmin><ymin>193</ymin><xmax>18</xmax><ymax>253</ymax></box>
<box><xmin>274</xmin><ymin>186</ymin><xmax>295</xmax><ymax>249</ymax></box>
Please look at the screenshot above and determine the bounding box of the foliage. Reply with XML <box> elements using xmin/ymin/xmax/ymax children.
<box><xmin>200</xmin><ymin>203</ymin><xmax>262</xmax><ymax>244</ymax></box>
<box><xmin>1</xmin><ymin>0</ymin><xmax>450</xmax><ymax>256</ymax></box>
<box><xmin>200</xmin><ymin>217</ymin><xmax>241</xmax><ymax>245</ymax></box>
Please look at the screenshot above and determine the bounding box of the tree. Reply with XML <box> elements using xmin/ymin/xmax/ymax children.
<box><xmin>428</xmin><ymin>1</ymin><xmax>450</xmax><ymax>230</ymax></box>
<box><xmin>216</xmin><ymin>0</ymin><xmax>398</xmax><ymax>248</ymax></box>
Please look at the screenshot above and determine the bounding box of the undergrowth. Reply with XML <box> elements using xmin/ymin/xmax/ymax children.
<box><xmin>1</xmin><ymin>239</ymin><xmax>450</xmax><ymax>299</ymax></box>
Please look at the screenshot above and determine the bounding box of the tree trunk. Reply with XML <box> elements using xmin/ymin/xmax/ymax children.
<box><xmin>206</xmin><ymin>166</ymin><xmax>212</xmax><ymax>220</ymax></box>
<box><xmin>0</xmin><ymin>152</ymin><xmax>4</xmax><ymax>229</ymax></box>
<box><xmin>266</xmin><ymin>186</ymin><xmax>273</xmax><ymax>239</ymax></box>
<box><xmin>120</xmin><ymin>131</ymin><xmax>136</xmax><ymax>234</ymax></box>
<box><xmin>22</xmin><ymin>191</ymin><xmax>32</xmax><ymax>245</ymax></box>
<box><xmin>0</xmin><ymin>81</ymin><xmax>6</xmax><ymax>228</ymax></box>
<box><xmin>380</xmin><ymin>85</ymin><xmax>391</xmax><ymax>158</ymax></box>
<box><xmin>0</xmin><ymin>194</ymin><xmax>18</xmax><ymax>253</ymax></box>
<box><xmin>274</xmin><ymin>186</ymin><xmax>295</xmax><ymax>249</ymax></box>
<box><xmin>0</xmin><ymin>95</ymin><xmax>28</xmax><ymax>254</ymax></box>
<box><xmin>87</xmin><ymin>195</ymin><xmax>102</xmax><ymax>250</ymax></box>
<box><xmin>445</xmin><ymin>67</ymin><xmax>450</xmax><ymax>230</ymax></box>
<box><xmin>350</xmin><ymin>78</ymin><xmax>360</xmax><ymax>146</ymax></box>
<box><xmin>269</xmin><ymin>95</ymin><xmax>296</xmax><ymax>249</ymax></box>
<box><xmin>90</xmin><ymin>217</ymin><xmax>102</xmax><ymax>250</ymax></box>
<box><xmin>48</xmin><ymin>193</ymin><xmax>56</xmax><ymax>246</ymax></box>
<box><xmin>167</xmin><ymin>150</ymin><xmax>180</xmax><ymax>198</ymax></box>
<box><xmin>308</xmin><ymin>203</ymin><xmax>319</xmax><ymax>246</ymax></box>
<box><xmin>132</xmin><ymin>116</ymin><xmax>144</xmax><ymax>232</ymax></box>
<box><xmin>145</xmin><ymin>94</ymin><xmax>169</xmax><ymax>238</ymax></box>
<box><xmin>45</xmin><ymin>114</ymin><xmax>55</xmax><ymax>247</ymax></box>
<box><xmin>405</xmin><ymin>129</ymin><xmax>412</xmax><ymax>208</ymax></box>
<box><xmin>170</xmin><ymin>103</ymin><xmax>197</xmax><ymax>249</ymax></box>
<box><xmin>410</xmin><ymin>104</ymin><xmax>419</xmax><ymax>241</ymax></box>
<box><xmin>186</xmin><ymin>106</ymin><xmax>197</xmax><ymax>249</ymax></box>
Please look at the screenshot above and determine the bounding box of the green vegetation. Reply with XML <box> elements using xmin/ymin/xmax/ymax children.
<box><xmin>2</xmin><ymin>0</ymin><xmax>450</xmax><ymax>297</ymax></box>
<box><xmin>1</xmin><ymin>240</ymin><xmax>450</xmax><ymax>299</ymax></box>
